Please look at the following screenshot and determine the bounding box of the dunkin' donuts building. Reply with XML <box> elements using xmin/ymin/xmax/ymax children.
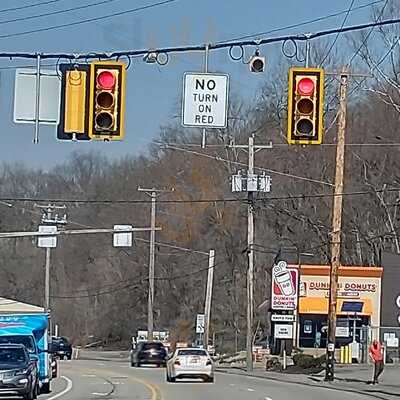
<box><xmin>297</xmin><ymin>265</ymin><xmax>382</xmax><ymax>348</ymax></box>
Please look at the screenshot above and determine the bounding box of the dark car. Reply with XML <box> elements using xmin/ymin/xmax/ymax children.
<box><xmin>50</xmin><ymin>337</ymin><xmax>72</xmax><ymax>360</ymax></box>
<box><xmin>130</xmin><ymin>342</ymin><xmax>167</xmax><ymax>367</ymax></box>
<box><xmin>0</xmin><ymin>344</ymin><xmax>38</xmax><ymax>400</ymax></box>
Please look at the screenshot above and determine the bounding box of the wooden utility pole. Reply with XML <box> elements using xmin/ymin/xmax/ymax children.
<box><xmin>325</xmin><ymin>69</ymin><xmax>348</xmax><ymax>381</ymax></box>
<box><xmin>204</xmin><ymin>249</ymin><xmax>215</xmax><ymax>349</ymax></box>
<box><xmin>230</xmin><ymin>136</ymin><xmax>272</xmax><ymax>372</ymax></box>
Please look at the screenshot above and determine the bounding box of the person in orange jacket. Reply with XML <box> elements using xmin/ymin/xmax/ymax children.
<box><xmin>369</xmin><ymin>340</ymin><xmax>384</xmax><ymax>384</ymax></box>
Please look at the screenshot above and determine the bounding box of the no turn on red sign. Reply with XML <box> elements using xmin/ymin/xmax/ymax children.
<box><xmin>182</xmin><ymin>72</ymin><xmax>229</xmax><ymax>128</ymax></box>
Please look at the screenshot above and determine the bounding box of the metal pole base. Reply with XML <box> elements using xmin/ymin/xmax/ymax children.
<box><xmin>325</xmin><ymin>346</ymin><xmax>335</xmax><ymax>381</ymax></box>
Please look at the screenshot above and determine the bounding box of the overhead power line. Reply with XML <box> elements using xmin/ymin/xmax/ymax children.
<box><xmin>319</xmin><ymin>0</ymin><xmax>356</xmax><ymax>66</ymax></box>
<box><xmin>0</xmin><ymin>0</ymin><xmax>178</xmax><ymax>40</ymax></box>
<box><xmin>348</xmin><ymin>0</ymin><xmax>389</xmax><ymax>66</ymax></box>
<box><xmin>0</xmin><ymin>187</ymin><xmax>400</xmax><ymax>205</ymax></box>
<box><xmin>0</xmin><ymin>0</ymin><xmax>66</xmax><ymax>14</ymax></box>
<box><xmin>0</xmin><ymin>0</ymin><xmax>123</xmax><ymax>26</ymax></box>
<box><xmin>217</xmin><ymin>0</ymin><xmax>385</xmax><ymax>43</ymax></box>
<box><xmin>0</xmin><ymin>16</ymin><xmax>399</xmax><ymax>59</ymax></box>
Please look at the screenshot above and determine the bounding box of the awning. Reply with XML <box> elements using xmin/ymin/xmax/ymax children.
<box><xmin>299</xmin><ymin>297</ymin><xmax>372</xmax><ymax>315</ymax></box>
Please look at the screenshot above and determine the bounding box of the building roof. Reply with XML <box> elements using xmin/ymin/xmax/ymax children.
<box><xmin>0</xmin><ymin>298</ymin><xmax>44</xmax><ymax>314</ymax></box>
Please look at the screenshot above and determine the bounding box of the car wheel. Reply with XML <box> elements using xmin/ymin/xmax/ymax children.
<box><xmin>206</xmin><ymin>376</ymin><xmax>214</xmax><ymax>383</ymax></box>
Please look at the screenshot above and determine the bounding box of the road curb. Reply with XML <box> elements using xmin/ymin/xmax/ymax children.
<box><xmin>215</xmin><ymin>368</ymin><xmax>395</xmax><ymax>400</ymax></box>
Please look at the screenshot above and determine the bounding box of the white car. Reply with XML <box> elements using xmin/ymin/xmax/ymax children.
<box><xmin>166</xmin><ymin>348</ymin><xmax>214</xmax><ymax>383</ymax></box>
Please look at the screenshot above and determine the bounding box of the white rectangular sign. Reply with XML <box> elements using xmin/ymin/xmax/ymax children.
<box><xmin>182</xmin><ymin>72</ymin><xmax>229</xmax><ymax>128</ymax></box>
<box><xmin>274</xmin><ymin>324</ymin><xmax>293</xmax><ymax>339</ymax></box>
<box><xmin>196</xmin><ymin>314</ymin><xmax>205</xmax><ymax>334</ymax></box>
<box><xmin>113</xmin><ymin>225</ymin><xmax>133</xmax><ymax>247</ymax></box>
<box><xmin>37</xmin><ymin>225</ymin><xmax>57</xmax><ymax>248</ymax></box>
<box><xmin>271</xmin><ymin>261</ymin><xmax>299</xmax><ymax>310</ymax></box>
<box><xmin>271</xmin><ymin>314</ymin><xmax>295</xmax><ymax>322</ymax></box>
<box><xmin>14</xmin><ymin>69</ymin><xmax>61</xmax><ymax>124</ymax></box>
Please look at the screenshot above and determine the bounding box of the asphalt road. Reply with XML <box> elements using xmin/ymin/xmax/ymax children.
<box><xmin>33</xmin><ymin>359</ymin><xmax>378</xmax><ymax>400</ymax></box>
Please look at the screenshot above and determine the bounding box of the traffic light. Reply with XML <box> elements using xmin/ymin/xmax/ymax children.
<box><xmin>88</xmin><ymin>61</ymin><xmax>126</xmax><ymax>141</ymax></box>
<box><xmin>57</xmin><ymin>64</ymin><xmax>91</xmax><ymax>140</ymax></box>
<box><xmin>287</xmin><ymin>67</ymin><xmax>324</xmax><ymax>145</ymax></box>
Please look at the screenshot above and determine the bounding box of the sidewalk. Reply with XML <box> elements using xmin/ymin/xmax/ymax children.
<box><xmin>216</xmin><ymin>363</ymin><xmax>400</xmax><ymax>400</ymax></box>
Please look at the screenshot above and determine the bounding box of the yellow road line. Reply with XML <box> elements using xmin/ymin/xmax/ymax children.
<box><xmin>65</xmin><ymin>362</ymin><xmax>163</xmax><ymax>400</ymax></box>
<box><xmin>127</xmin><ymin>375</ymin><xmax>163</xmax><ymax>400</ymax></box>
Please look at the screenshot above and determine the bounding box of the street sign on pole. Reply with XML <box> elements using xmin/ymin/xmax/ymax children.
<box><xmin>196</xmin><ymin>314</ymin><xmax>205</xmax><ymax>334</ymax></box>
<box><xmin>14</xmin><ymin>69</ymin><xmax>61</xmax><ymax>125</ymax></box>
<box><xmin>182</xmin><ymin>72</ymin><xmax>229</xmax><ymax>128</ymax></box>
<box><xmin>271</xmin><ymin>314</ymin><xmax>295</xmax><ymax>322</ymax></box>
<box><xmin>113</xmin><ymin>225</ymin><xmax>133</xmax><ymax>247</ymax></box>
<box><xmin>37</xmin><ymin>225</ymin><xmax>57</xmax><ymax>248</ymax></box>
<box><xmin>274</xmin><ymin>324</ymin><xmax>294</xmax><ymax>339</ymax></box>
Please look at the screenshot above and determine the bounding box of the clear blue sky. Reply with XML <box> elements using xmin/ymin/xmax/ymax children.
<box><xmin>0</xmin><ymin>0</ymin><xmax>376</xmax><ymax>168</ymax></box>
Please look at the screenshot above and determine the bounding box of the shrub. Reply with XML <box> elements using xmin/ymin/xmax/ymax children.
<box><xmin>293</xmin><ymin>353</ymin><xmax>325</xmax><ymax>369</ymax></box>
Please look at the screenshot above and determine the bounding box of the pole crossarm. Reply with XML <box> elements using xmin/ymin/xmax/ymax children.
<box><xmin>0</xmin><ymin>227</ymin><xmax>161</xmax><ymax>239</ymax></box>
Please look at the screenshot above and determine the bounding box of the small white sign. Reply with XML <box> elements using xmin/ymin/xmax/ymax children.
<box><xmin>14</xmin><ymin>69</ymin><xmax>61</xmax><ymax>125</ymax></box>
<box><xmin>37</xmin><ymin>225</ymin><xmax>57</xmax><ymax>248</ymax></box>
<box><xmin>113</xmin><ymin>225</ymin><xmax>133</xmax><ymax>247</ymax></box>
<box><xmin>182</xmin><ymin>72</ymin><xmax>229</xmax><ymax>128</ymax></box>
<box><xmin>271</xmin><ymin>314</ymin><xmax>295</xmax><ymax>322</ymax></box>
<box><xmin>196</xmin><ymin>314</ymin><xmax>205</xmax><ymax>334</ymax></box>
<box><xmin>274</xmin><ymin>324</ymin><xmax>293</xmax><ymax>339</ymax></box>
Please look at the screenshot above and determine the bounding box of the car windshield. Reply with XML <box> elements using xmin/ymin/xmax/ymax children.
<box><xmin>0</xmin><ymin>336</ymin><xmax>35</xmax><ymax>354</ymax></box>
<box><xmin>0</xmin><ymin>348</ymin><xmax>27</xmax><ymax>364</ymax></box>
<box><xmin>177</xmin><ymin>349</ymin><xmax>207</xmax><ymax>356</ymax></box>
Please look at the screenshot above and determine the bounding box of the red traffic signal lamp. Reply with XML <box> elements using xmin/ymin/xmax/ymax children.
<box><xmin>88</xmin><ymin>61</ymin><xmax>126</xmax><ymax>141</ymax></box>
<box><xmin>287</xmin><ymin>67</ymin><xmax>324</xmax><ymax>145</ymax></box>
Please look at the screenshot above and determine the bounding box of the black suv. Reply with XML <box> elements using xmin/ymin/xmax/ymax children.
<box><xmin>0</xmin><ymin>344</ymin><xmax>38</xmax><ymax>400</ymax></box>
<box><xmin>130</xmin><ymin>342</ymin><xmax>167</xmax><ymax>367</ymax></box>
<box><xmin>50</xmin><ymin>337</ymin><xmax>72</xmax><ymax>360</ymax></box>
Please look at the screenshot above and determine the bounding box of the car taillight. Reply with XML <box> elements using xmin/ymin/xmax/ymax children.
<box><xmin>174</xmin><ymin>360</ymin><xmax>181</xmax><ymax>366</ymax></box>
<box><xmin>206</xmin><ymin>359</ymin><xmax>212</xmax><ymax>366</ymax></box>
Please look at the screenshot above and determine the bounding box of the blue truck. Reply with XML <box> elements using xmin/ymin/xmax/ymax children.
<box><xmin>0</xmin><ymin>301</ymin><xmax>52</xmax><ymax>394</ymax></box>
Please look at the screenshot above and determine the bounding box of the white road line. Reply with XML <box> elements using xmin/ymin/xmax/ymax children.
<box><xmin>265</xmin><ymin>397</ymin><xmax>273</xmax><ymax>400</ymax></box>
<box><xmin>91</xmin><ymin>392</ymin><xmax>109</xmax><ymax>396</ymax></box>
<box><xmin>82</xmin><ymin>374</ymin><xmax>97</xmax><ymax>378</ymax></box>
<box><xmin>247</xmin><ymin>388</ymin><xmax>255</xmax><ymax>392</ymax></box>
<box><xmin>47</xmin><ymin>376</ymin><xmax>73</xmax><ymax>400</ymax></box>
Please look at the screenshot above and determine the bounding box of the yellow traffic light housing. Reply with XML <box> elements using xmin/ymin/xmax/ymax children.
<box><xmin>88</xmin><ymin>61</ymin><xmax>126</xmax><ymax>141</ymax></box>
<box><xmin>287</xmin><ymin>67</ymin><xmax>324</xmax><ymax>145</ymax></box>
<box><xmin>57</xmin><ymin>64</ymin><xmax>91</xmax><ymax>140</ymax></box>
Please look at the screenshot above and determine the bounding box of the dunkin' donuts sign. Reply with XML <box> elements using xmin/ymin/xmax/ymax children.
<box><xmin>271</xmin><ymin>261</ymin><xmax>299</xmax><ymax>310</ymax></box>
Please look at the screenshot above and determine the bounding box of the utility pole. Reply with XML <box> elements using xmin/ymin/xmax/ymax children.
<box><xmin>138</xmin><ymin>187</ymin><xmax>174</xmax><ymax>341</ymax></box>
<box><xmin>35</xmin><ymin>204</ymin><xmax>67</xmax><ymax>313</ymax></box>
<box><xmin>231</xmin><ymin>136</ymin><xmax>272</xmax><ymax>372</ymax></box>
<box><xmin>204</xmin><ymin>249</ymin><xmax>215</xmax><ymax>350</ymax></box>
<box><xmin>325</xmin><ymin>69</ymin><xmax>348</xmax><ymax>381</ymax></box>
<box><xmin>247</xmin><ymin>136</ymin><xmax>255</xmax><ymax>372</ymax></box>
